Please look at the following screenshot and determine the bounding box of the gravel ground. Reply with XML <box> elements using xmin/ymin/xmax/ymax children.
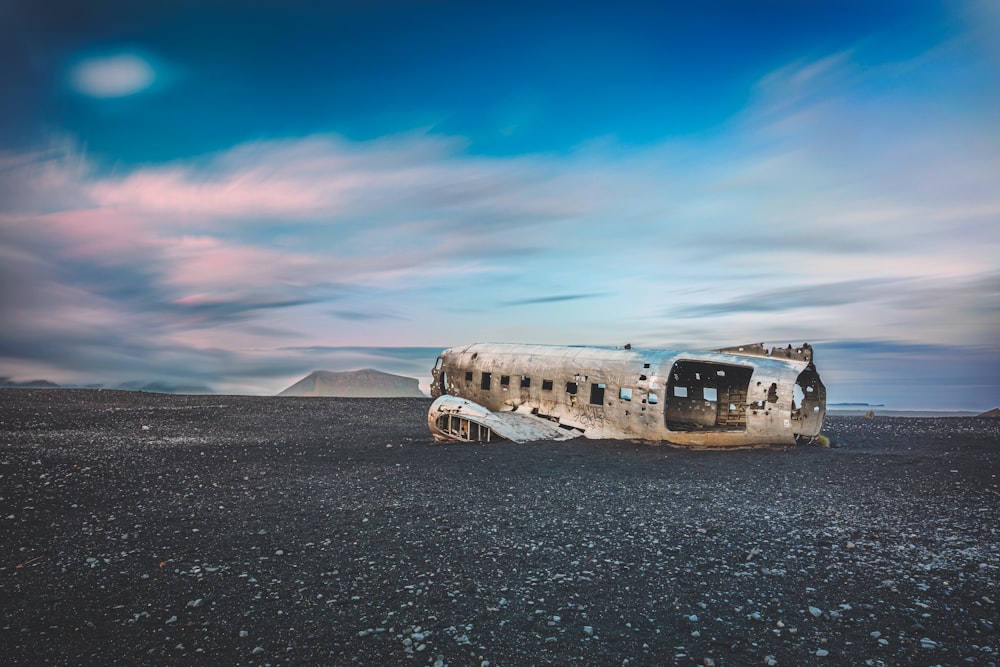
<box><xmin>1</xmin><ymin>389</ymin><xmax>998</xmax><ymax>666</ymax></box>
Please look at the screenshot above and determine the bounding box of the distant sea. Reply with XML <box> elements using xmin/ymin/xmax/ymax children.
<box><xmin>826</xmin><ymin>409</ymin><xmax>981</xmax><ymax>417</ymax></box>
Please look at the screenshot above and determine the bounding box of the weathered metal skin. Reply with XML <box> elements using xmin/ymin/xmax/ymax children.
<box><xmin>429</xmin><ymin>343</ymin><xmax>826</xmax><ymax>447</ymax></box>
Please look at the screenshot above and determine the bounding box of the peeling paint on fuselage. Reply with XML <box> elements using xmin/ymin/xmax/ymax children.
<box><xmin>429</xmin><ymin>343</ymin><xmax>826</xmax><ymax>447</ymax></box>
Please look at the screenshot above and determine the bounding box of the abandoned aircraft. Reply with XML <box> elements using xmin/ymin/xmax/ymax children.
<box><xmin>429</xmin><ymin>342</ymin><xmax>826</xmax><ymax>447</ymax></box>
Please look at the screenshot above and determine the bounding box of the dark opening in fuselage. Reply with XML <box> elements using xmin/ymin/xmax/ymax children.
<box><xmin>665</xmin><ymin>360</ymin><xmax>753</xmax><ymax>432</ymax></box>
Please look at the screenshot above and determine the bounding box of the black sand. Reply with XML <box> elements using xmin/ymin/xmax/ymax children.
<box><xmin>1</xmin><ymin>389</ymin><xmax>998</xmax><ymax>666</ymax></box>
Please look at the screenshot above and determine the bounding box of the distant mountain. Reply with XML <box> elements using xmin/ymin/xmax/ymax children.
<box><xmin>1</xmin><ymin>376</ymin><xmax>212</xmax><ymax>394</ymax></box>
<box><xmin>978</xmin><ymin>408</ymin><xmax>1000</xmax><ymax>418</ymax></box>
<box><xmin>0</xmin><ymin>377</ymin><xmax>61</xmax><ymax>389</ymax></box>
<box><xmin>279</xmin><ymin>369</ymin><xmax>425</xmax><ymax>398</ymax></box>
<box><xmin>114</xmin><ymin>381</ymin><xmax>214</xmax><ymax>394</ymax></box>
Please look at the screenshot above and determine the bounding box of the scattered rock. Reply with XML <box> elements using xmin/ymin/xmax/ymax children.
<box><xmin>1</xmin><ymin>391</ymin><xmax>996</xmax><ymax>667</ymax></box>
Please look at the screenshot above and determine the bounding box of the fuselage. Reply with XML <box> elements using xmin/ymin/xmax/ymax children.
<box><xmin>430</xmin><ymin>343</ymin><xmax>826</xmax><ymax>446</ymax></box>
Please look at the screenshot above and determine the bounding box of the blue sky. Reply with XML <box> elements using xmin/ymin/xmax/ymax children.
<box><xmin>1</xmin><ymin>0</ymin><xmax>997</xmax><ymax>408</ymax></box>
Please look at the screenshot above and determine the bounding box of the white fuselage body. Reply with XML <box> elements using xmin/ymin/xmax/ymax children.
<box><xmin>429</xmin><ymin>343</ymin><xmax>826</xmax><ymax>446</ymax></box>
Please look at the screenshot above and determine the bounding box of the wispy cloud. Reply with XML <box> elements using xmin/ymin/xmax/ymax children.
<box><xmin>330</xmin><ymin>309</ymin><xmax>406</xmax><ymax>321</ymax></box>
<box><xmin>1</xmin><ymin>25</ymin><xmax>998</xmax><ymax>406</ymax></box>
<box><xmin>671</xmin><ymin>279</ymin><xmax>904</xmax><ymax>317</ymax></box>
<box><xmin>502</xmin><ymin>293</ymin><xmax>605</xmax><ymax>306</ymax></box>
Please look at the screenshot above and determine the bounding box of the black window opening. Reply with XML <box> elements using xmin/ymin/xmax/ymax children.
<box><xmin>500</xmin><ymin>375</ymin><xmax>510</xmax><ymax>386</ymax></box>
<box><xmin>520</xmin><ymin>375</ymin><xmax>531</xmax><ymax>388</ymax></box>
<box><xmin>590</xmin><ymin>383</ymin><xmax>606</xmax><ymax>405</ymax></box>
<box><xmin>465</xmin><ymin>371</ymin><xmax>473</xmax><ymax>382</ymax></box>
<box><xmin>542</xmin><ymin>379</ymin><xmax>553</xmax><ymax>391</ymax></box>
<box><xmin>565</xmin><ymin>381</ymin><xmax>578</xmax><ymax>395</ymax></box>
<box><xmin>434</xmin><ymin>357</ymin><xmax>446</xmax><ymax>395</ymax></box>
<box><xmin>665</xmin><ymin>360</ymin><xmax>752</xmax><ymax>432</ymax></box>
<box><xmin>481</xmin><ymin>372</ymin><xmax>492</xmax><ymax>390</ymax></box>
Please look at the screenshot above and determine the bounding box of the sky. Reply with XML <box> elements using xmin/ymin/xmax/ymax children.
<box><xmin>1</xmin><ymin>0</ymin><xmax>998</xmax><ymax>409</ymax></box>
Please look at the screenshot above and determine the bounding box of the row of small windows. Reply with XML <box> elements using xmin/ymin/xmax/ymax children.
<box><xmin>465</xmin><ymin>371</ymin><xmax>657</xmax><ymax>405</ymax></box>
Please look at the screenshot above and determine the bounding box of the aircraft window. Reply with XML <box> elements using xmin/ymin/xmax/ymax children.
<box><xmin>703</xmin><ymin>387</ymin><xmax>718</xmax><ymax>402</ymax></box>
<box><xmin>648</xmin><ymin>393</ymin><xmax>659</xmax><ymax>404</ymax></box>
<box><xmin>590</xmin><ymin>383</ymin><xmax>606</xmax><ymax>405</ymax></box>
<box><xmin>674</xmin><ymin>386</ymin><xmax>688</xmax><ymax>398</ymax></box>
<box><xmin>481</xmin><ymin>373</ymin><xmax>491</xmax><ymax>390</ymax></box>
<box><xmin>520</xmin><ymin>375</ymin><xmax>531</xmax><ymax>388</ymax></box>
<box><xmin>500</xmin><ymin>375</ymin><xmax>510</xmax><ymax>386</ymax></box>
<box><xmin>465</xmin><ymin>371</ymin><xmax>473</xmax><ymax>382</ymax></box>
<box><xmin>619</xmin><ymin>387</ymin><xmax>633</xmax><ymax>401</ymax></box>
<box><xmin>542</xmin><ymin>380</ymin><xmax>553</xmax><ymax>391</ymax></box>
<box><xmin>566</xmin><ymin>382</ymin><xmax>578</xmax><ymax>395</ymax></box>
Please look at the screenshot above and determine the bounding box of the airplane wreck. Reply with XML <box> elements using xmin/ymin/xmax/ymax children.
<box><xmin>429</xmin><ymin>343</ymin><xmax>826</xmax><ymax>447</ymax></box>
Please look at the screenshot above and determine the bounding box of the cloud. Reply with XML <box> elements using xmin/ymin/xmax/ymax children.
<box><xmin>502</xmin><ymin>293</ymin><xmax>605</xmax><ymax>306</ymax></box>
<box><xmin>671</xmin><ymin>279</ymin><xmax>904</xmax><ymax>317</ymax></box>
<box><xmin>90</xmin><ymin>168</ymin><xmax>327</xmax><ymax>217</ymax></box>
<box><xmin>331</xmin><ymin>310</ymin><xmax>406</xmax><ymax>321</ymax></box>
<box><xmin>70</xmin><ymin>54</ymin><xmax>155</xmax><ymax>98</ymax></box>
<box><xmin>2</xmin><ymin>21</ymin><xmax>999</xmax><ymax>407</ymax></box>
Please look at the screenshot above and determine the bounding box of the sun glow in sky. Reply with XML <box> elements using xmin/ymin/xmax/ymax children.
<box><xmin>1</xmin><ymin>1</ymin><xmax>998</xmax><ymax>408</ymax></box>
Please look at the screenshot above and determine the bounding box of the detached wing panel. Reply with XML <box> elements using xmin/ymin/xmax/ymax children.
<box><xmin>428</xmin><ymin>395</ymin><xmax>581</xmax><ymax>443</ymax></box>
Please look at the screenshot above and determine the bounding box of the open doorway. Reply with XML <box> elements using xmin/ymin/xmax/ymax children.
<box><xmin>665</xmin><ymin>360</ymin><xmax>753</xmax><ymax>432</ymax></box>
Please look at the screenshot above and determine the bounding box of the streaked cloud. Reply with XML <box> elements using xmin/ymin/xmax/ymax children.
<box><xmin>503</xmin><ymin>294</ymin><xmax>606</xmax><ymax>306</ymax></box>
<box><xmin>672</xmin><ymin>279</ymin><xmax>905</xmax><ymax>317</ymax></box>
<box><xmin>331</xmin><ymin>310</ymin><xmax>406</xmax><ymax>321</ymax></box>
<box><xmin>1</xmin><ymin>19</ymin><xmax>998</xmax><ymax>406</ymax></box>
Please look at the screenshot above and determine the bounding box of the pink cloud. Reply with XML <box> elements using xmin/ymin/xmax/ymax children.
<box><xmin>30</xmin><ymin>208</ymin><xmax>159</xmax><ymax>258</ymax></box>
<box><xmin>90</xmin><ymin>168</ymin><xmax>329</xmax><ymax>218</ymax></box>
<box><xmin>161</xmin><ymin>235</ymin><xmax>334</xmax><ymax>294</ymax></box>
